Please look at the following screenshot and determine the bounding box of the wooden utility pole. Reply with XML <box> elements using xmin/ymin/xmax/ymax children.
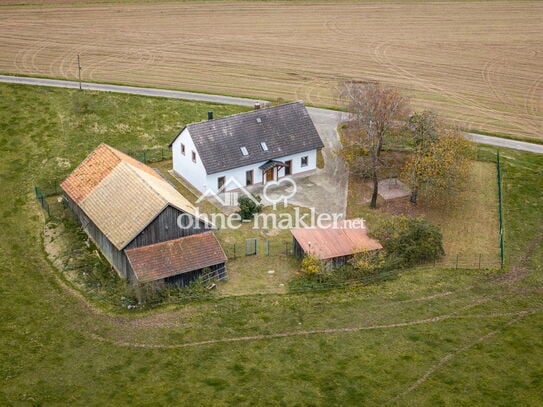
<box><xmin>77</xmin><ymin>54</ymin><xmax>82</xmax><ymax>90</ymax></box>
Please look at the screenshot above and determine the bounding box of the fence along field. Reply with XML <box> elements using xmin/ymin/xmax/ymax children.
<box><xmin>0</xmin><ymin>1</ymin><xmax>542</xmax><ymax>140</ymax></box>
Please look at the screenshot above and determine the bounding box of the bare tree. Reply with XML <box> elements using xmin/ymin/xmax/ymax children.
<box><xmin>339</xmin><ymin>81</ymin><xmax>410</xmax><ymax>208</ymax></box>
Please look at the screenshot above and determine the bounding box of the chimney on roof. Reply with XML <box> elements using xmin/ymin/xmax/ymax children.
<box><xmin>254</xmin><ymin>103</ymin><xmax>261</xmax><ymax>110</ymax></box>
<box><xmin>207</xmin><ymin>111</ymin><xmax>213</xmax><ymax>120</ymax></box>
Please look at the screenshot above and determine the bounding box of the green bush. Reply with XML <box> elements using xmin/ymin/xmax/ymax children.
<box><xmin>237</xmin><ymin>194</ymin><xmax>263</xmax><ymax>220</ymax></box>
<box><xmin>372</xmin><ymin>215</ymin><xmax>445</xmax><ymax>267</ymax></box>
<box><xmin>300</xmin><ymin>254</ymin><xmax>325</xmax><ymax>275</ymax></box>
<box><xmin>349</xmin><ymin>249</ymin><xmax>386</xmax><ymax>276</ymax></box>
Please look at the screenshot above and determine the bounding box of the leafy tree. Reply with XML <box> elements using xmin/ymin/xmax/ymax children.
<box><xmin>402</xmin><ymin>111</ymin><xmax>474</xmax><ymax>204</ymax></box>
<box><xmin>373</xmin><ymin>215</ymin><xmax>445</xmax><ymax>266</ymax></box>
<box><xmin>237</xmin><ymin>194</ymin><xmax>262</xmax><ymax>220</ymax></box>
<box><xmin>339</xmin><ymin>81</ymin><xmax>410</xmax><ymax>208</ymax></box>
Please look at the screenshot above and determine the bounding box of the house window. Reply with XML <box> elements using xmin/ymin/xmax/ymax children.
<box><xmin>260</xmin><ymin>142</ymin><xmax>268</xmax><ymax>151</ymax></box>
<box><xmin>217</xmin><ymin>176</ymin><xmax>226</xmax><ymax>191</ymax></box>
<box><xmin>180</xmin><ymin>143</ymin><xmax>186</xmax><ymax>155</ymax></box>
<box><xmin>192</xmin><ymin>151</ymin><xmax>197</xmax><ymax>163</ymax></box>
<box><xmin>301</xmin><ymin>156</ymin><xmax>309</xmax><ymax>167</ymax></box>
<box><xmin>240</xmin><ymin>146</ymin><xmax>249</xmax><ymax>156</ymax></box>
<box><xmin>246</xmin><ymin>170</ymin><xmax>253</xmax><ymax>186</ymax></box>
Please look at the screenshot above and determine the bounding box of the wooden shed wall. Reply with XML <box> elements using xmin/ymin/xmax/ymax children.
<box><xmin>292</xmin><ymin>236</ymin><xmax>352</xmax><ymax>268</ymax></box>
<box><xmin>64</xmin><ymin>194</ymin><xmax>130</xmax><ymax>278</ymax></box>
<box><xmin>65</xmin><ymin>197</ymin><xmax>209</xmax><ymax>283</ymax></box>
<box><xmin>125</xmin><ymin>205</ymin><xmax>209</xmax><ymax>250</ymax></box>
<box><xmin>163</xmin><ymin>262</ymin><xmax>225</xmax><ymax>287</ymax></box>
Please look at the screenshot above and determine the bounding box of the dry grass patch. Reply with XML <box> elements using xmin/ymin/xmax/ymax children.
<box><xmin>347</xmin><ymin>160</ymin><xmax>500</xmax><ymax>264</ymax></box>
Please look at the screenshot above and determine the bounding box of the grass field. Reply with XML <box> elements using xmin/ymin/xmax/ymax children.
<box><xmin>0</xmin><ymin>1</ymin><xmax>542</xmax><ymax>141</ymax></box>
<box><xmin>1</xmin><ymin>83</ymin><xmax>542</xmax><ymax>405</ymax></box>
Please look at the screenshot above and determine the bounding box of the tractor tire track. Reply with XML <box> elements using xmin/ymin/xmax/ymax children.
<box><xmin>386</xmin><ymin>313</ymin><xmax>530</xmax><ymax>404</ymax></box>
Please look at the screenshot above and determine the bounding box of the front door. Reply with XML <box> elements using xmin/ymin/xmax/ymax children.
<box><xmin>284</xmin><ymin>160</ymin><xmax>292</xmax><ymax>176</ymax></box>
<box><xmin>265</xmin><ymin>169</ymin><xmax>275</xmax><ymax>183</ymax></box>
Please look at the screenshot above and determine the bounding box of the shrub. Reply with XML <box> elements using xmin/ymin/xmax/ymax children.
<box><xmin>350</xmin><ymin>249</ymin><xmax>386</xmax><ymax>275</ymax></box>
<box><xmin>373</xmin><ymin>215</ymin><xmax>445</xmax><ymax>267</ymax></box>
<box><xmin>237</xmin><ymin>194</ymin><xmax>263</xmax><ymax>220</ymax></box>
<box><xmin>300</xmin><ymin>254</ymin><xmax>324</xmax><ymax>275</ymax></box>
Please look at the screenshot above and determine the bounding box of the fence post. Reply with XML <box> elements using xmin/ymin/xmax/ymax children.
<box><xmin>161</xmin><ymin>148</ymin><xmax>164</xmax><ymax>161</ymax></box>
<box><xmin>233</xmin><ymin>243</ymin><xmax>236</xmax><ymax>259</ymax></box>
<box><xmin>478</xmin><ymin>254</ymin><xmax>482</xmax><ymax>270</ymax></box>
<box><xmin>455</xmin><ymin>254</ymin><xmax>459</xmax><ymax>270</ymax></box>
<box><xmin>497</xmin><ymin>150</ymin><xmax>505</xmax><ymax>268</ymax></box>
<box><xmin>143</xmin><ymin>150</ymin><xmax>147</xmax><ymax>163</ymax></box>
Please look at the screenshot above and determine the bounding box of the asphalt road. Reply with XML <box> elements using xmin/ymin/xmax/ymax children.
<box><xmin>1</xmin><ymin>74</ymin><xmax>542</xmax><ymax>155</ymax></box>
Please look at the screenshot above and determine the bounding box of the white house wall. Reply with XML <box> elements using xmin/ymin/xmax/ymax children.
<box><xmin>205</xmin><ymin>149</ymin><xmax>318</xmax><ymax>193</ymax></box>
<box><xmin>172</xmin><ymin>128</ymin><xmax>208</xmax><ymax>193</ymax></box>
<box><xmin>172</xmin><ymin>129</ymin><xmax>319</xmax><ymax>194</ymax></box>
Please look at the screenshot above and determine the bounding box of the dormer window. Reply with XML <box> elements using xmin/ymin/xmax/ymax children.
<box><xmin>260</xmin><ymin>142</ymin><xmax>268</xmax><ymax>151</ymax></box>
<box><xmin>240</xmin><ymin>146</ymin><xmax>249</xmax><ymax>156</ymax></box>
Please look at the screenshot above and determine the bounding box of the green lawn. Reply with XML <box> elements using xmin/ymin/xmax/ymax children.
<box><xmin>1</xmin><ymin>83</ymin><xmax>542</xmax><ymax>405</ymax></box>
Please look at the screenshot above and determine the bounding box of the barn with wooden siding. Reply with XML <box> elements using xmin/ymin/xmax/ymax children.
<box><xmin>61</xmin><ymin>143</ymin><xmax>222</xmax><ymax>285</ymax></box>
<box><xmin>291</xmin><ymin>220</ymin><xmax>383</xmax><ymax>268</ymax></box>
<box><xmin>125</xmin><ymin>231</ymin><xmax>227</xmax><ymax>287</ymax></box>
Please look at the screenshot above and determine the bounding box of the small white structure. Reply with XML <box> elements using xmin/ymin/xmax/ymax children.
<box><xmin>170</xmin><ymin>102</ymin><xmax>324</xmax><ymax>194</ymax></box>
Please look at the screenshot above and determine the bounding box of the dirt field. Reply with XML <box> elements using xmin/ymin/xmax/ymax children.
<box><xmin>0</xmin><ymin>1</ymin><xmax>541</xmax><ymax>139</ymax></box>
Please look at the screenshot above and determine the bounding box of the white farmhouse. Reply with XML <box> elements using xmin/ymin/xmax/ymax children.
<box><xmin>170</xmin><ymin>101</ymin><xmax>324</xmax><ymax>194</ymax></box>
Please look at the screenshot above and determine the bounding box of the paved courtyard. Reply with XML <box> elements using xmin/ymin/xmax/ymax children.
<box><xmin>248</xmin><ymin>108</ymin><xmax>348</xmax><ymax>216</ymax></box>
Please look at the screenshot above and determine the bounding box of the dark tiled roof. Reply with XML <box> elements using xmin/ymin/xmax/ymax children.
<box><xmin>125</xmin><ymin>232</ymin><xmax>227</xmax><ymax>283</ymax></box>
<box><xmin>179</xmin><ymin>101</ymin><xmax>324</xmax><ymax>174</ymax></box>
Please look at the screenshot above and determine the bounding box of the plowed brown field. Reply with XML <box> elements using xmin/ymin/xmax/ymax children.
<box><xmin>1</xmin><ymin>1</ymin><xmax>541</xmax><ymax>139</ymax></box>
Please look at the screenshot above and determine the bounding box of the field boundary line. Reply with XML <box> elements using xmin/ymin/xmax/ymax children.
<box><xmin>86</xmin><ymin>308</ymin><xmax>542</xmax><ymax>350</ymax></box>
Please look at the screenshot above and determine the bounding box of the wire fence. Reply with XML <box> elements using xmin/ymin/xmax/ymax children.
<box><xmin>222</xmin><ymin>239</ymin><xmax>293</xmax><ymax>259</ymax></box>
<box><xmin>222</xmin><ymin>237</ymin><xmax>500</xmax><ymax>270</ymax></box>
<box><xmin>124</xmin><ymin>147</ymin><xmax>171</xmax><ymax>164</ymax></box>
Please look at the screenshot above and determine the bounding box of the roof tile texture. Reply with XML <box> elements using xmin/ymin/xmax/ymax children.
<box><xmin>184</xmin><ymin>101</ymin><xmax>324</xmax><ymax>174</ymax></box>
<box><xmin>125</xmin><ymin>232</ymin><xmax>227</xmax><ymax>283</ymax></box>
<box><xmin>61</xmin><ymin>144</ymin><xmax>199</xmax><ymax>249</ymax></box>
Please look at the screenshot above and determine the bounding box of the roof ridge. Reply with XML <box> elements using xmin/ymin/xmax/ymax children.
<box><xmin>121</xmin><ymin>161</ymin><xmax>171</xmax><ymax>207</ymax></box>
<box><xmin>121</xmin><ymin>162</ymin><xmax>208</xmax><ymax>228</ymax></box>
<box><xmin>125</xmin><ymin>230</ymin><xmax>214</xmax><ymax>252</ymax></box>
<box><xmin>187</xmin><ymin>100</ymin><xmax>305</xmax><ymax>128</ymax></box>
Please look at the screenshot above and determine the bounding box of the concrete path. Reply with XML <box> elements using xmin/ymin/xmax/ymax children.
<box><xmin>465</xmin><ymin>132</ymin><xmax>543</xmax><ymax>154</ymax></box>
